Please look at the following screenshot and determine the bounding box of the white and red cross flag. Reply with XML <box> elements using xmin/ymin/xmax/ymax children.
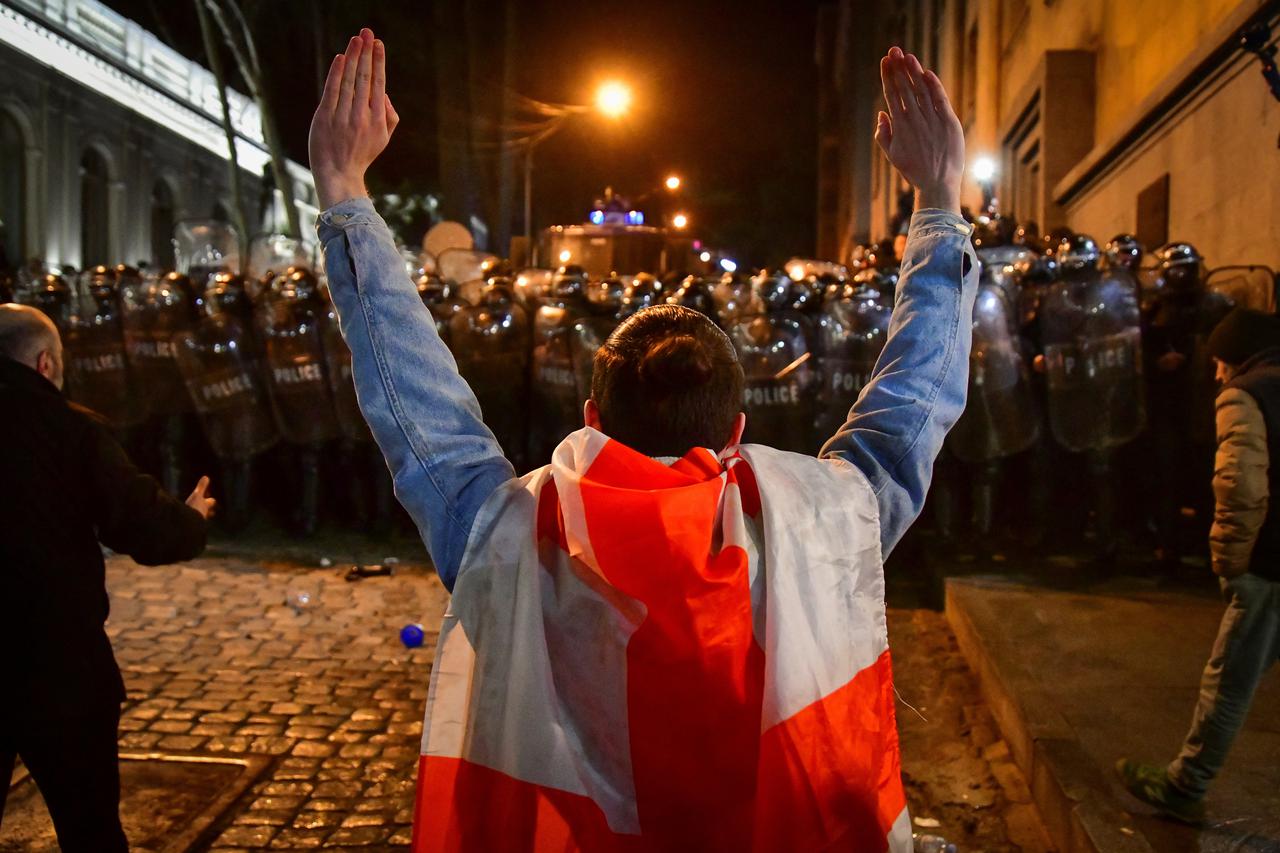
<box><xmin>412</xmin><ymin>427</ymin><xmax>911</xmax><ymax>852</ymax></box>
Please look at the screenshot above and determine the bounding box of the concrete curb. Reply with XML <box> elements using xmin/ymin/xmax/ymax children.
<box><xmin>945</xmin><ymin>579</ymin><xmax>1153</xmax><ymax>853</ymax></box>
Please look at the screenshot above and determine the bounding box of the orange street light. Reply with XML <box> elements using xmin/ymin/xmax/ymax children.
<box><xmin>672</xmin><ymin>213</ymin><xmax>689</xmax><ymax>230</ymax></box>
<box><xmin>665</xmin><ymin>175</ymin><xmax>682</xmax><ymax>191</ymax></box>
<box><xmin>595</xmin><ymin>81</ymin><xmax>633</xmax><ymax>118</ymax></box>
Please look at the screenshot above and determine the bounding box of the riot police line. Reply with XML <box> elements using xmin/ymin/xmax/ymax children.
<box><xmin>4</xmin><ymin>217</ymin><xmax>1273</xmax><ymax>562</ymax></box>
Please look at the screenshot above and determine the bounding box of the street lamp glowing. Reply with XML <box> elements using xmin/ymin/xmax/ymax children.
<box><xmin>595</xmin><ymin>81</ymin><xmax>632</xmax><ymax>118</ymax></box>
<box><xmin>672</xmin><ymin>213</ymin><xmax>689</xmax><ymax>230</ymax></box>
<box><xmin>972</xmin><ymin>156</ymin><xmax>998</xmax><ymax>183</ymax></box>
<box><xmin>665</xmin><ymin>175</ymin><xmax>681</xmax><ymax>191</ymax></box>
<box><xmin>699</xmin><ymin>251</ymin><xmax>711</xmax><ymax>263</ymax></box>
<box><xmin>558</xmin><ymin>249</ymin><xmax>572</xmax><ymax>264</ymax></box>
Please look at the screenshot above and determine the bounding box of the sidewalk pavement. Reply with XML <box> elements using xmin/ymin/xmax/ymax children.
<box><xmin>946</xmin><ymin>574</ymin><xmax>1280</xmax><ymax>853</ymax></box>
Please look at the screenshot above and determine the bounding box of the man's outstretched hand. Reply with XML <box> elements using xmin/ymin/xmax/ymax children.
<box><xmin>875</xmin><ymin>46</ymin><xmax>964</xmax><ymax>214</ymax></box>
<box><xmin>309</xmin><ymin>28</ymin><xmax>400</xmax><ymax>211</ymax></box>
<box><xmin>186</xmin><ymin>475</ymin><xmax>217</xmax><ymax>520</ymax></box>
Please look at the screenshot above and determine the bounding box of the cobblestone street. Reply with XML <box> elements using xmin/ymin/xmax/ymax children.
<box><xmin>106</xmin><ymin>540</ymin><xmax>447</xmax><ymax>851</ymax></box>
<box><xmin>3</xmin><ymin>538</ymin><xmax>1051</xmax><ymax>851</ymax></box>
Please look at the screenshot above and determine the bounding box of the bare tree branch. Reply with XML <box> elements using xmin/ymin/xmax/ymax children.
<box><xmin>203</xmin><ymin>0</ymin><xmax>301</xmax><ymax>239</ymax></box>
<box><xmin>194</xmin><ymin>0</ymin><xmax>250</xmax><ymax>257</ymax></box>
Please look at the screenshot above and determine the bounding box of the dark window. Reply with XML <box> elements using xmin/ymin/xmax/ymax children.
<box><xmin>80</xmin><ymin>148</ymin><xmax>111</xmax><ymax>267</ymax></box>
<box><xmin>211</xmin><ymin>200</ymin><xmax>231</xmax><ymax>223</ymax></box>
<box><xmin>151</xmin><ymin>180</ymin><xmax>176</xmax><ymax>269</ymax></box>
<box><xmin>1136</xmin><ymin>173</ymin><xmax>1170</xmax><ymax>250</ymax></box>
<box><xmin>0</xmin><ymin>112</ymin><xmax>24</xmax><ymax>270</ymax></box>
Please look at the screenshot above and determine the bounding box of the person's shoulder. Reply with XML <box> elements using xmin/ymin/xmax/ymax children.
<box><xmin>737</xmin><ymin>444</ymin><xmax>876</xmax><ymax>493</ymax></box>
<box><xmin>67</xmin><ymin>400</ymin><xmax>112</xmax><ymax>429</ymax></box>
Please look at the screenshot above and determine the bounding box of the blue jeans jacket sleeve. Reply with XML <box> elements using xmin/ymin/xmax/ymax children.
<box><xmin>820</xmin><ymin>209</ymin><xmax>979</xmax><ymax>557</ymax></box>
<box><xmin>317</xmin><ymin>197</ymin><xmax>514</xmax><ymax>591</ymax></box>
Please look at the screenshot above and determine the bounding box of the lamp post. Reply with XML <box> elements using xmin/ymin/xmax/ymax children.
<box><xmin>522</xmin><ymin>80</ymin><xmax>633</xmax><ymax>242</ymax></box>
<box><xmin>972</xmin><ymin>156</ymin><xmax>998</xmax><ymax>215</ymax></box>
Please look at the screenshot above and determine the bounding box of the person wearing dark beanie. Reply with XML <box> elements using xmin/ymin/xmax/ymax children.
<box><xmin>1119</xmin><ymin>305</ymin><xmax>1280</xmax><ymax>822</ymax></box>
<box><xmin>1206</xmin><ymin>307</ymin><xmax>1280</xmax><ymax>371</ymax></box>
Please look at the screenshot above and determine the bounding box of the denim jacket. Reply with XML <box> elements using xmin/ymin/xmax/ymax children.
<box><xmin>319</xmin><ymin>198</ymin><xmax>978</xmax><ymax>591</ymax></box>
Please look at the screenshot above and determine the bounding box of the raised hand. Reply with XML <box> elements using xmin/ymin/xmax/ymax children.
<box><xmin>185</xmin><ymin>475</ymin><xmax>217</xmax><ymax>520</ymax></box>
<box><xmin>308</xmin><ymin>28</ymin><xmax>401</xmax><ymax>210</ymax></box>
<box><xmin>875</xmin><ymin>47</ymin><xmax>964</xmax><ymax>214</ymax></box>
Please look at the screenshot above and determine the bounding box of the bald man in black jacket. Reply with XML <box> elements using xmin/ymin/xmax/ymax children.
<box><xmin>0</xmin><ymin>303</ymin><xmax>214</xmax><ymax>851</ymax></box>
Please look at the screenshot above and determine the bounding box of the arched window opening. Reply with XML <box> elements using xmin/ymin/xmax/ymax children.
<box><xmin>151</xmin><ymin>180</ymin><xmax>176</xmax><ymax>269</ymax></box>
<box><xmin>80</xmin><ymin>148</ymin><xmax>111</xmax><ymax>267</ymax></box>
<box><xmin>0</xmin><ymin>112</ymin><xmax>24</xmax><ymax>271</ymax></box>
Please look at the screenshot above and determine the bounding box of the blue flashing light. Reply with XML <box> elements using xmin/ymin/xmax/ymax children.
<box><xmin>626</xmin><ymin>210</ymin><xmax>644</xmax><ymax>226</ymax></box>
<box><xmin>720</xmin><ymin>258</ymin><xmax>738</xmax><ymax>273</ymax></box>
<box><xmin>589</xmin><ymin>210</ymin><xmax>605</xmax><ymax>225</ymax></box>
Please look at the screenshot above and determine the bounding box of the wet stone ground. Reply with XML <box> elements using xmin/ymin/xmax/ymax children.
<box><xmin>5</xmin><ymin>537</ymin><xmax>1052</xmax><ymax>851</ymax></box>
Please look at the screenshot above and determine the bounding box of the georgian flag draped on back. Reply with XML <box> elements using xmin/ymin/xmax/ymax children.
<box><xmin>412</xmin><ymin>428</ymin><xmax>911</xmax><ymax>852</ymax></box>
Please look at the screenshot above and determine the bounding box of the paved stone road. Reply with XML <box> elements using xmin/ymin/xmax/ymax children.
<box><xmin>107</xmin><ymin>546</ymin><xmax>445</xmax><ymax>850</ymax></box>
<box><xmin>79</xmin><ymin>544</ymin><xmax>1051</xmax><ymax>851</ymax></box>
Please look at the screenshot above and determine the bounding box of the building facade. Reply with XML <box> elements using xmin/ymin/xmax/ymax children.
<box><xmin>817</xmin><ymin>0</ymin><xmax>1280</xmax><ymax>271</ymax></box>
<box><xmin>0</xmin><ymin>0</ymin><xmax>316</xmax><ymax>274</ymax></box>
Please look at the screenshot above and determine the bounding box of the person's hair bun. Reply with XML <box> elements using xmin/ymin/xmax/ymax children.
<box><xmin>639</xmin><ymin>333</ymin><xmax>714</xmax><ymax>391</ymax></box>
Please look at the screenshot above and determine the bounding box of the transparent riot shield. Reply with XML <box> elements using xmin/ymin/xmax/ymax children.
<box><xmin>417</xmin><ymin>273</ymin><xmax>467</xmax><ymax>344</ymax></box>
<box><xmin>451</xmin><ymin>283</ymin><xmax>532</xmax><ymax>468</ymax></box>
<box><xmin>712</xmin><ymin>272</ymin><xmax>763</xmax><ymax>328</ymax></box>
<box><xmin>1205</xmin><ymin>265</ymin><xmax>1276</xmax><ymax>314</ymax></box>
<box><xmin>1039</xmin><ymin>267</ymin><xmax>1146</xmax><ymax>452</ymax></box>
<box><xmin>813</xmin><ymin>285</ymin><xmax>891</xmax><ymax>442</ymax></box>
<box><xmin>438</xmin><ymin>248</ymin><xmax>499</xmax><ymax>305</ymax></box>
<box><xmin>949</xmin><ymin>284</ymin><xmax>1040</xmax><ymax>463</ymax></box>
<box><xmin>175</xmin><ymin>220</ymin><xmax>241</xmax><ymax>294</ymax></box>
<box><xmin>62</xmin><ymin>269</ymin><xmax>147</xmax><ymax>429</ymax></box>
<box><xmin>729</xmin><ymin>309</ymin><xmax>816</xmax><ymax>453</ymax></box>
<box><xmin>246</xmin><ymin>234</ymin><xmax>310</xmax><ymax>305</ymax></box>
<box><xmin>258</xmin><ymin>269</ymin><xmax>340</xmax><ymax>448</ymax></box>
<box><xmin>174</xmin><ymin>298</ymin><xmax>278</xmax><ymax>462</ymax></box>
<box><xmin>319</xmin><ymin>294</ymin><xmax>369</xmax><ymax>445</ymax></box>
<box><xmin>120</xmin><ymin>268</ymin><xmax>198</xmax><ymax>417</ymax></box>
<box><xmin>570</xmin><ymin>314</ymin><xmax>619</xmax><ymax>411</ymax></box>
<box><xmin>529</xmin><ymin>278</ymin><xmax>589</xmax><ymax>464</ymax></box>
<box><xmin>513</xmin><ymin>268</ymin><xmax>554</xmax><ymax>312</ymax></box>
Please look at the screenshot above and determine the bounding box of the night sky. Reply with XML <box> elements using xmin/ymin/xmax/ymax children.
<box><xmin>103</xmin><ymin>0</ymin><xmax>821</xmax><ymax>265</ymax></box>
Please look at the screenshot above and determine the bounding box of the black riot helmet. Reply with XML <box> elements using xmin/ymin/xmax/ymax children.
<box><xmin>619</xmin><ymin>272</ymin><xmax>665</xmax><ymax>318</ymax></box>
<box><xmin>1104</xmin><ymin>234</ymin><xmax>1144</xmax><ymax>273</ymax></box>
<box><xmin>163</xmin><ymin>270</ymin><xmax>203</xmax><ymax>315</ymax></box>
<box><xmin>1154</xmin><ymin>242</ymin><xmax>1205</xmax><ymax>294</ymax></box>
<box><xmin>484</xmin><ymin>274</ymin><xmax>515</xmax><ymax>297</ymax></box>
<box><xmin>971</xmin><ymin>217</ymin><xmax>1004</xmax><ymax>251</ymax></box>
<box><xmin>586</xmin><ymin>273</ymin><xmax>626</xmax><ymax>316</ymax></box>
<box><xmin>203</xmin><ymin>271</ymin><xmax>251</xmax><ymax>318</ymax></box>
<box><xmin>32</xmin><ymin>272</ymin><xmax>72</xmax><ymax>324</ymax></box>
<box><xmin>416</xmin><ymin>271</ymin><xmax>449</xmax><ymax>304</ymax></box>
<box><xmin>88</xmin><ymin>264</ymin><xmax>118</xmax><ymax>303</ymax></box>
<box><xmin>1013</xmin><ymin>220</ymin><xmax>1041</xmax><ymax>251</ymax></box>
<box><xmin>1042</xmin><ymin>226</ymin><xmax>1075</xmax><ymax>257</ymax></box>
<box><xmin>666</xmin><ymin>275</ymin><xmax>718</xmax><ymax>321</ymax></box>
<box><xmin>275</xmin><ymin>266</ymin><xmax>320</xmax><ymax>302</ymax></box>
<box><xmin>114</xmin><ymin>263</ymin><xmax>142</xmax><ymax>287</ymax></box>
<box><xmin>550</xmin><ymin>264</ymin><xmax>588</xmax><ymax>301</ymax></box>
<box><xmin>755</xmin><ymin>269</ymin><xmax>792</xmax><ymax>312</ymax></box>
<box><xmin>866</xmin><ymin>240</ymin><xmax>898</xmax><ymax>271</ymax></box>
<box><xmin>1053</xmin><ymin>234</ymin><xmax>1101</xmax><ymax>273</ymax></box>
